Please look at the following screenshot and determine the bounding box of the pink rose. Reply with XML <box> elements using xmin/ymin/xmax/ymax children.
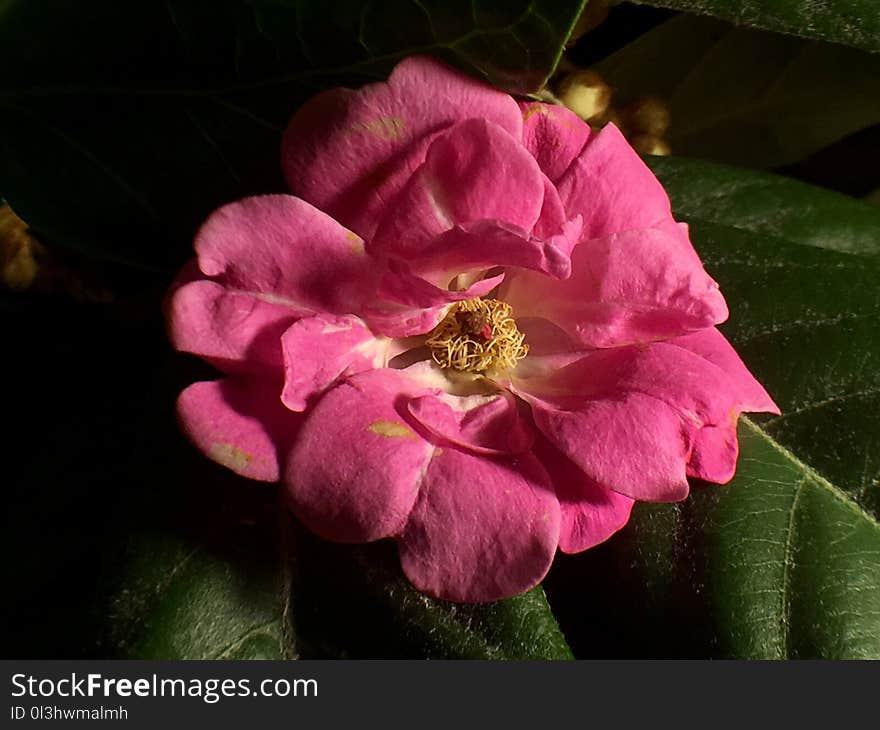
<box><xmin>167</xmin><ymin>57</ymin><xmax>778</xmax><ymax>602</ymax></box>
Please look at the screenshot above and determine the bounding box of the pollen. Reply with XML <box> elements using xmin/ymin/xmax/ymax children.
<box><xmin>425</xmin><ymin>298</ymin><xmax>528</xmax><ymax>374</ymax></box>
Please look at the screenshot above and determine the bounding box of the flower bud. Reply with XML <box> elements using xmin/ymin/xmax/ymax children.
<box><xmin>620</xmin><ymin>97</ymin><xmax>671</xmax><ymax>137</ymax></box>
<box><xmin>556</xmin><ymin>70</ymin><xmax>612</xmax><ymax>122</ymax></box>
<box><xmin>0</xmin><ymin>205</ymin><xmax>41</xmax><ymax>291</ymax></box>
<box><xmin>630</xmin><ymin>134</ymin><xmax>671</xmax><ymax>157</ymax></box>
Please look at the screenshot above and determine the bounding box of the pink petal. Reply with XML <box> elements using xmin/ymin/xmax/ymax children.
<box><xmin>528</xmin><ymin>392</ymin><xmax>693</xmax><ymax>502</ymax></box>
<box><xmin>281</xmin><ymin>314</ymin><xmax>385</xmax><ymax>411</ymax></box>
<box><xmin>557</xmin><ymin>479</ymin><xmax>635</xmax><ymax>554</ymax></box>
<box><xmin>669</xmin><ymin>328</ymin><xmax>779</xmax><ymax>482</ymax></box>
<box><xmin>514</xmin><ymin>317</ymin><xmax>582</xmax><ymax>359</ymax></box>
<box><xmin>370</xmin><ymin>118</ymin><xmax>546</xmax><ymax>258</ymax></box>
<box><xmin>533</xmin><ymin>437</ymin><xmax>634</xmax><ymax>553</ymax></box>
<box><xmin>669</xmin><ymin>328</ymin><xmax>780</xmax><ymax>415</ymax></box>
<box><xmin>377</xmin><ymin>267</ymin><xmax>505</xmax><ymax>310</ymax></box>
<box><xmin>501</xmin><ymin>222</ymin><xmax>728</xmax><ymax>347</ymax></box>
<box><xmin>406</xmin><ymin>389</ymin><xmax>533</xmax><ymax>456</ymax></box>
<box><xmin>556</xmin><ymin>123</ymin><xmax>673</xmax><ymax>238</ymax></box>
<box><xmin>406</xmin><ymin>219</ymin><xmax>577</xmax><ymax>284</ymax></box>
<box><xmin>360</xmin><ymin>301</ymin><xmax>449</xmax><ymax>339</ymax></box>
<box><xmin>178</xmin><ymin>377</ymin><xmax>300</xmax><ymax>482</ymax></box>
<box><xmin>282</xmin><ymin>56</ymin><xmax>523</xmax><ymax>240</ymax></box>
<box><xmin>362</xmin><ymin>268</ymin><xmax>506</xmax><ymax>338</ymax></box>
<box><xmin>515</xmin><ymin>335</ymin><xmax>775</xmax><ymax>429</ymax></box>
<box><xmin>516</xmin><ymin>332</ymin><xmax>779</xmax><ymax>497</ymax></box>
<box><xmin>167</xmin><ymin>279</ymin><xmax>298</xmax><ymax>374</ymax></box>
<box><xmin>517</xmin><ymin>342</ymin><xmax>746</xmax><ymax>427</ymax></box>
<box><xmin>519</xmin><ymin>101</ymin><xmax>591</xmax><ymax>183</ymax></box>
<box><xmin>284</xmin><ymin>368</ymin><xmax>435</xmax><ymax>543</ymax></box>
<box><xmin>194</xmin><ymin>194</ymin><xmax>378</xmax><ymax>315</ymax></box>
<box><xmin>398</xmin><ymin>448</ymin><xmax>560</xmax><ymax>602</ymax></box>
<box><xmin>532</xmin><ymin>175</ymin><xmax>578</xmax><ymax>249</ymax></box>
<box><xmin>687</xmin><ymin>424</ymin><xmax>740</xmax><ymax>483</ymax></box>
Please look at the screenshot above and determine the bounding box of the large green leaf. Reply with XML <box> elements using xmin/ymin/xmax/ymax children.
<box><xmin>647</xmin><ymin>155</ymin><xmax>880</xmax><ymax>256</ymax></box>
<box><xmin>546</xmin><ymin>158</ymin><xmax>880</xmax><ymax>659</ymax></box>
<box><xmin>595</xmin><ymin>15</ymin><xmax>880</xmax><ymax>169</ymax></box>
<box><xmin>108</xmin><ymin>514</ymin><xmax>574</xmax><ymax>660</ymax></box>
<box><xmin>630</xmin><ymin>0</ymin><xmax>880</xmax><ymax>52</ymax></box>
<box><xmin>0</xmin><ymin>0</ymin><xmax>585</xmax><ymax>270</ymax></box>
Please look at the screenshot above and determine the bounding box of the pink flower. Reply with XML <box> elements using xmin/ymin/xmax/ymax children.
<box><xmin>167</xmin><ymin>57</ymin><xmax>778</xmax><ymax>603</ymax></box>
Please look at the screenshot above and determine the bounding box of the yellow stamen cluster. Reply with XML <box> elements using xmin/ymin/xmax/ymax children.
<box><xmin>425</xmin><ymin>298</ymin><xmax>528</xmax><ymax>374</ymax></box>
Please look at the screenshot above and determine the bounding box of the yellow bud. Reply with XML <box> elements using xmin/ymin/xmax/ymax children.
<box><xmin>556</xmin><ymin>70</ymin><xmax>611</xmax><ymax>122</ymax></box>
<box><xmin>0</xmin><ymin>205</ymin><xmax>42</xmax><ymax>291</ymax></box>
<box><xmin>620</xmin><ymin>97</ymin><xmax>671</xmax><ymax>137</ymax></box>
<box><xmin>630</xmin><ymin>134</ymin><xmax>672</xmax><ymax>157</ymax></box>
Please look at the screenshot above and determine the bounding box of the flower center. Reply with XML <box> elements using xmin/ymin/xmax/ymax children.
<box><xmin>425</xmin><ymin>298</ymin><xmax>528</xmax><ymax>374</ymax></box>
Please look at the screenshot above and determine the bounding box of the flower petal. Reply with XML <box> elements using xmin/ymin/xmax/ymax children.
<box><xmin>532</xmin><ymin>434</ymin><xmax>633</xmax><ymax>552</ymax></box>
<box><xmin>167</xmin><ymin>279</ymin><xmax>298</xmax><ymax>374</ymax></box>
<box><xmin>178</xmin><ymin>377</ymin><xmax>300</xmax><ymax>482</ymax></box>
<box><xmin>528</xmin><ymin>392</ymin><xmax>693</xmax><ymax>502</ymax></box>
<box><xmin>518</xmin><ymin>342</ymin><xmax>744</xmax><ymax>424</ymax></box>
<box><xmin>398</xmin><ymin>448</ymin><xmax>560</xmax><ymax>602</ymax></box>
<box><xmin>556</xmin><ymin>123</ymin><xmax>673</xmax><ymax>238</ymax></box>
<box><xmin>519</xmin><ymin>101</ymin><xmax>591</xmax><ymax>183</ymax></box>
<box><xmin>281</xmin><ymin>314</ymin><xmax>387</xmax><ymax>411</ymax></box>
<box><xmin>669</xmin><ymin>328</ymin><xmax>779</xmax><ymax>482</ymax></box>
<box><xmin>406</xmin><ymin>389</ymin><xmax>533</xmax><ymax>456</ymax></box>
<box><xmin>284</xmin><ymin>368</ymin><xmax>435</xmax><ymax>543</ymax></box>
<box><xmin>360</xmin><ymin>302</ymin><xmax>449</xmax><ymax>339</ymax></box>
<box><xmin>195</xmin><ymin>194</ymin><xmax>377</xmax><ymax>315</ymax></box>
<box><xmin>501</xmin><ymin>222</ymin><xmax>728</xmax><ymax>347</ymax></box>
<box><xmin>282</xmin><ymin>56</ymin><xmax>522</xmax><ymax>240</ymax></box>
<box><xmin>377</xmin><ymin>268</ymin><xmax>505</xmax><ymax>310</ymax></box>
<box><xmin>532</xmin><ymin>175</ymin><xmax>579</xmax><ymax>249</ymax></box>
<box><xmin>669</xmin><ymin>328</ymin><xmax>780</xmax><ymax>415</ymax></box>
<box><xmin>371</xmin><ymin>118</ymin><xmax>546</xmax><ymax>258</ymax></box>
<box><xmin>363</xmin><ymin>269</ymin><xmax>506</xmax><ymax>338</ymax></box>
<box><xmin>687</xmin><ymin>423</ymin><xmax>740</xmax><ymax>484</ymax></box>
<box><xmin>408</xmin><ymin>218</ymin><xmax>576</xmax><ymax>284</ymax></box>
<box><xmin>517</xmin><ymin>332</ymin><xmax>779</xmax><ymax>498</ymax></box>
<box><xmin>557</xmin><ymin>479</ymin><xmax>635</xmax><ymax>554</ymax></box>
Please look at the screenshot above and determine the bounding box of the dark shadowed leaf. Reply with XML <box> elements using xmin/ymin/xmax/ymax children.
<box><xmin>629</xmin><ymin>0</ymin><xmax>880</xmax><ymax>52</ymax></box>
<box><xmin>648</xmin><ymin>154</ymin><xmax>880</xmax><ymax>257</ymax></box>
<box><xmin>289</xmin><ymin>529</ymin><xmax>572</xmax><ymax>659</ymax></box>
<box><xmin>107</xmin><ymin>509</ymin><xmax>573</xmax><ymax>660</ymax></box>
<box><xmin>596</xmin><ymin>15</ymin><xmax>880</xmax><ymax>168</ymax></box>
<box><xmin>0</xmin><ymin>0</ymin><xmax>585</xmax><ymax>270</ymax></box>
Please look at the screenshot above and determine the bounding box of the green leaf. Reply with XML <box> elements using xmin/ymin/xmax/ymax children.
<box><xmin>290</xmin><ymin>529</ymin><xmax>573</xmax><ymax>659</ymax></box>
<box><xmin>629</xmin><ymin>0</ymin><xmax>880</xmax><ymax>52</ymax></box>
<box><xmin>108</xmin><ymin>514</ymin><xmax>573</xmax><ymax>660</ymax></box>
<box><xmin>0</xmin><ymin>0</ymin><xmax>585</xmax><ymax>270</ymax></box>
<box><xmin>546</xmin><ymin>158</ymin><xmax>880</xmax><ymax>659</ymax></box>
<box><xmin>648</xmin><ymin>154</ymin><xmax>880</xmax><ymax>256</ymax></box>
<box><xmin>107</xmin><ymin>532</ymin><xmax>290</xmax><ymax>660</ymax></box>
<box><xmin>596</xmin><ymin>15</ymin><xmax>880</xmax><ymax>168</ymax></box>
<box><xmin>102</xmin><ymin>500</ymin><xmax>295</xmax><ymax>660</ymax></box>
